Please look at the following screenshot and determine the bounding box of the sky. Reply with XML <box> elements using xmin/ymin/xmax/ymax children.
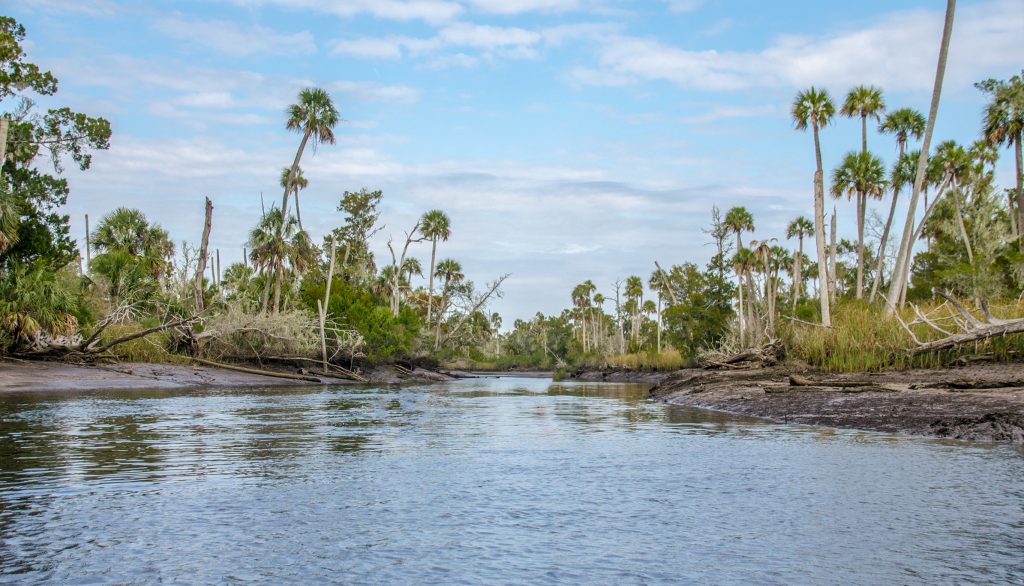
<box><xmin>8</xmin><ymin>0</ymin><xmax>1024</xmax><ymax>323</ymax></box>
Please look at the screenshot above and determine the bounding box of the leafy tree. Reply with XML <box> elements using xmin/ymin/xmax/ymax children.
<box><xmin>1</xmin><ymin>17</ymin><xmax>111</xmax><ymax>270</ymax></box>
<box><xmin>327</xmin><ymin>188</ymin><xmax>383</xmax><ymax>284</ymax></box>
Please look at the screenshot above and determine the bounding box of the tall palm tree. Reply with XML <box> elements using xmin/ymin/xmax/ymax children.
<box><xmin>275</xmin><ymin>87</ymin><xmax>338</xmax><ymax>305</ymax></box>
<box><xmin>732</xmin><ymin>247</ymin><xmax>756</xmax><ymax>346</ymax></box>
<box><xmin>841</xmin><ymin>85</ymin><xmax>886</xmax><ymax>154</ymax></box>
<box><xmin>279</xmin><ymin>166</ymin><xmax>309</xmax><ymax>231</ymax></box>
<box><xmin>934</xmin><ymin>140</ymin><xmax>976</xmax><ymax>263</ymax></box>
<box><xmin>420</xmin><ymin>209</ymin><xmax>451</xmax><ymax>324</ymax></box>
<box><xmin>792</xmin><ymin>86</ymin><xmax>836</xmax><ymax>326</ymax></box>
<box><xmin>433</xmin><ymin>258</ymin><xmax>463</xmax><ymax>350</ymax></box>
<box><xmin>885</xmin><ymin>0</ymin><xmax>956</xmax><ymax>317</ymax></box>
<box><xmin>979</xmin><ymin>69</ymin><xmax>1024</xmax><ymax>249</ymax></box>
<box><xmin>785</xmin><ymin>216</ymin><xmax>813</xmax><ymax>308</ymax></box>
<box><xmin>723</xmin><ymin>206</ymin><xmax>754</xmax><ymax>251</ymax></box>
<box><xmin>648</xmin><ymin>271</ymin><xmax>668</xmax><ymax>353</ymax></box>
<box><xmin>831</xmin><ymin>151</ymin><xmax>887</xmax><ymax>299</ymax></box>
<box><xmin>625</xmin><ymin>275</ymin><xmax>643</xmax><ymax>347</ymax></box>
<box><xmin>871</xmin><ymin>107</ymin><xmax>926</xmax><ymax>301</ymax></box>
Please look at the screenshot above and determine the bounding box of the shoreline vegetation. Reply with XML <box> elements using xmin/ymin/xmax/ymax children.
<box><xmin>2</xmin><ymin>10</ymin><xmax>1024</xmax><ymax>442</ymax></box>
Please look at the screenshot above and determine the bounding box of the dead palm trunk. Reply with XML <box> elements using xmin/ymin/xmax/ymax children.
<box><xmin>792</xmin><ymin>234</ymin><xmax>803</xmax><ymax>310</ymax></box>
<box><xmin>1015</xmin><ymin>134</ymin><xmax>1023</xmax><ymax>252</ymax></box>
<box><xmin>736</xmin><ymin>270</ymin><xmax>745</xmax><ymax>346</ymax></box>
<box><xmin>885</xmin><ymin>0</ymin><xmax>956</xmax><ymax>316</ymax></box>
<box><xmin>194</xmin><ymin>197</ymin><xmax>213</xmax><ymax>311</ymax></box>
<box><xmin>856</xmin><ymin>191</ymin><xmax>866</xmax><ymax>298</ymax></box>
<box><xmin>813</xmin><ymin>134</ymin><xmax>832</xmax><ymax>327</ymax></box>
<box><xmin>829</xmin><ymin>208</ymin><xmax>838</xmax><ymax>301</ymax></box>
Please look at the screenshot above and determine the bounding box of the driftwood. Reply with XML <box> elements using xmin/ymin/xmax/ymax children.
<box><xmin>255</xmin><ymin>355</ymin><xmax>369</xmax><ymax>382</ymax></box>
<box><xmin>767</xmin><ymin>385</ymin><xmax>898</xmax><ymax>394</ymax></box>
<box><xmin>192</xmin><ymin>357</ymin><xmax>321</xmax><ymax>382</ymax></box>
<box><xmin>700</xmin><ymin>341</ymin><xmax>782</xmax><ymax>369</ymax></box>
<box><xmin>903</xmin><ymin>291</ymin><xmax>1024</xmax><ymax>355</ymax></box>
<box><xmin>789</xmin><ymin>374</ymin><xmax>876</xmax><ymax>388</ymax></box>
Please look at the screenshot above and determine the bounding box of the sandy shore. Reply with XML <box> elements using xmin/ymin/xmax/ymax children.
<box><xmin>0</xmin><ymin>360</ymin><xmax>451</xmax><ymax>393</ymax></box>
<box><xmin>647</xmin><ymin>363</ymin><xmax>1024</xmax><ymax>443</ymax></box>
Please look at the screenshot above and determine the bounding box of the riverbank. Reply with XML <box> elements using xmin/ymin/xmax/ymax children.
<box><xmin>647</xmin><ymin>362</ymin><xmax>1024</xmax><ymax>443</ymax></box>
<box><xmin>0</xmin><ymin>360</ymin><xmax>452</xmax><ymax>393</ymax></box>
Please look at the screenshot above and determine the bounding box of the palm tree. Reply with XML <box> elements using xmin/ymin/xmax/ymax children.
<box><xmin>433</xmin><ymin>258</ymin><xmax>464</xmax><ymax>351</ymax></box>
<box><xmin>248</xmin><ymin>210</ymin><xmax>315</xmax><ymax>313</ymax></box>
<box><xmin>885</xmin><ymin>0</ymin><xmax>956</xmax><ymax>317</ymax></box>
<box><xmin>831</xmin><ymin>151</ymin><xmax>887</xmax><ymax>299</ymax></box>
<box><xmin>979</xmin><ymin>69</ymin><xmax>1023</xmax><ymax>248</ymax></box>
<box><xmin>723</xmin><ymin>207</ymin><xmax>754</xmax><ymax>251</ymax></box>
<box><xmin>275</xmin><ymin>87</ymin><xmax>338</xmax><ymax>304</ymax></box>
<box><xmin>420</xmin><ymin>209</ymin><xmax>451</xmax><ymax>324</ymax></box>
<box><xmin>648</xmin><ymin>271</ymin><xmax>668</xmax><ymax>353</ymax></box>
<box><xmin>871</xmin><ymin>107</ymin><xmax>926</xmax><ymax>301</ymax></box>
<box><xmin>934</xmin><ymin>140</ymin><xmax>975</xmax><ymax>263</ymax></box>
<box><xmin>785</xmin><ymin>216</ymin><xmax>813</xmax><ymax>308</ymax></box>
<box><xmin>732</xmin><ymin>247</ymin><xmax>756</xmax><ymax>346</ymax></box>
<box><xmin>90</xmin><ymin>207</ymin><xmax>174</xmax><ymax>302</ymax></box>
<box><xmin>841</xmin><ymin>85</ymin><xmax>886</xmax><ymax>154</ymax></box>
<box><xmin>792</xmin><ymin>86</ymin><xmax>836</xmax><ymax>326</ymax></box>
<box><xmin>279</xmin><ymin>166</ymin><xmax>309</xmax><ymax>231</ymax></box>
<box><xmin>625</xmin><ymin>275</ymin><xmax>643</xmax><ymax>347</ymax></box>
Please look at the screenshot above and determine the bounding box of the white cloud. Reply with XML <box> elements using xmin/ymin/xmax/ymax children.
<box><xmin>154</xmin><ymin>16</ymin><xmax>316</xmax><ymax>57</ymax></box>
<box><xmin>328</xmin><ymin>80</ymin><xmax>423</xmax><ymax>104</ymax></box>
<box><xmin>227</xmin><ymin>0</ymin><xmax>463</xmax><ymax>24</ymax></box>
<box><xmin>666</xmin><ymin>0</ymin><xmax>702</xmax><ymax>13</ymax></box>
<box><xmin>465</xmin><ymin>0</ymin><xmax>582</xmax><ymax>15</ymax></box>
<box><xmin>680</xmin><ymin>104</ymin><xmax>781</xmax><ymax>124</ymax></box>
<box><xmin>572</xmin><ymin>0</ymin><xmax>1024</xmax><ymax>91</ymax></box>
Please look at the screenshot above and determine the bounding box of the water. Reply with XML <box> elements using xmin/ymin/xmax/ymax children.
<box><xmin>0</xmin><ymin>377</ymin><xmax>1022</xmax><ymax>584</ymax></box>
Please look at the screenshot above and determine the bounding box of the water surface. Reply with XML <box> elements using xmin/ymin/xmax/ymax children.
<box><xmin>1</xmin><ymin>378</ymin><xmax>1022</xmax><ymax>584</ymax></box>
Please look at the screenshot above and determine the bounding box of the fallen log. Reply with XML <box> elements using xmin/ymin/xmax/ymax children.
<box><xmin>192</xmin><ymin>358</ymin><xmax>321</xmax><ymax>383</ymax></box>
<box><xmin>911</xmin><ymin>318</ymin><xmax>1024</xmax><ymax>355</ymax></box>
<box><xmin>768</xmin><ymin>385</ymin><xmax>898</xmax><ymax>394</ymax></box>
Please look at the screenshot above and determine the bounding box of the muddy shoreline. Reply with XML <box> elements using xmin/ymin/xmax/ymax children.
<box><xmin>0</xmin><ymin>360</ymin><xmax>452</xmax><ymax>393</ymax></box>
<box><xmin>644</xmin><ymin>363</ymin><xmax>1024</xmax><ymax>443</ymax></box>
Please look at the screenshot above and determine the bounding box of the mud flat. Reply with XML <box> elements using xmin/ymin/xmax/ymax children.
<box><xmin>648</xmin><ymin>362</ymin><xmax>1024</xmax><ymax>443</ymax></box>
<box><xmin>0</xmin><ymin>360</ymin><xmax>451</xmax><ymax>393</ymax></box>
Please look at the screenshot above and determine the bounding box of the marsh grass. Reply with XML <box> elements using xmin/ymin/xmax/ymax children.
<box><xmin>781</xmin><ymin>299</ymin><xmax>1024</xmax><ymax>372</ymax></box>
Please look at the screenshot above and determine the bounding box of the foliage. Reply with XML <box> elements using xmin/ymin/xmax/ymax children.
<box><xmin>0</xmin><ymin>260</ymin><xmax>85</xmax><ymax>352</ymax></box>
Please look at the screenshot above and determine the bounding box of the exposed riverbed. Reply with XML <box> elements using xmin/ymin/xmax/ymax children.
<box><xmin>1</xmin><ymin>377</ymin><xmax>1022</xmax><ymax>583</ymax></box>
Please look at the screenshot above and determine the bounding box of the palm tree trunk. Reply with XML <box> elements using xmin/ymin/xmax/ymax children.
<box><xmin>427</xmin><ymin>239</ymin><xmax>438</xmax><ymax>323</ymax></box>
<box><xmin>434</xmin><ymin>279</ymin><xmax>448</xmax><ymax>352</ymax></box>
<box><xmin>856</xmin><ymin>191</ymin><xmax>865</xmax><ymax>299</ymax></box>
<box><xmin>1015</xmin><ymin>133</ymin><xmax>1023</xmax><ymax>252</ymax></box>
<box><xmin>861</xmin><ymin>114</ymin><xmax>868</xmax><ymax>154</ymax></box>
<box><xmin>951</xmin><ymin>183</ymin><xmax>974</xmax><ymax>264</ymax></box>
<box><xmin>829</xmin><ymin>208</ymin><xmax>838</xmax><ymax>301</ymax></box>
<box><xmin>793</xmin><ymin>235</ymin><xmax>803</xmax><ymax>310</ymax></box>
<box><xmin>272</xmin><ymin>258</ymin><xmax>283</xmax><ymax>313</ymax></box>
<box><xmin>812</xmin><ymin>125</ymin><xmax>832</xmax><ymax>327</ymax></box>
<box><xmin>870</xmin><ymin>143</ymin><xmax>905</xmax><ymax>302</ymax></box>
<box><xmin>281</xmin><ymin>128</ymin><xmax>311</xmax><ymax>221</ymax></box>
<box><xmin>737</xmin><ymin>273</ymin><xmax>745</xmax><ymax>346</ymax></box>
<box><xmin>885</xmin><ymin>0</ymin><xmax>955</xmax><ymax>316</ymax></box>
<box><xmin>656</xmin><ymin>293</ymin><xmax>662</xmax><ymax>353</ymax></box>
<box><xmin>293</xmin><ymin>187</ymin><xmax>303</xmax><ymax>232</ymax></box>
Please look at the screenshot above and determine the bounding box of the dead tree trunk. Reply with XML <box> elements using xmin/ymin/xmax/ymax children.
<box><xmin>194</xmin><ymin>197</ymin><xmax>213</xmax><ymax>311</ymax></box>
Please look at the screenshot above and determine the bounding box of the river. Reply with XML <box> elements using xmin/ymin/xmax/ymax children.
<box><xmin>1</xmin><ymin>377</ymin><xmax>1022</xmax><ymax>584</ymax></box>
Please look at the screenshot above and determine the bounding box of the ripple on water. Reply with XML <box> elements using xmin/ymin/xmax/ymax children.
<box><xmin>0</xmin><ymin>378</ymin><xmax>1022</xmax><ymax>584</ymax></box>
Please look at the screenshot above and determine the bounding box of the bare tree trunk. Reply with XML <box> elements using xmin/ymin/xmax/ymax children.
<box><xmin>272</xmin><ymin>259</ymin><xmax>283</xmax><ymax>313</ymax></box>
<box><xmin>293</xmin><ymin>187</ymin><xmax>303</xmax><ymax>232</ymax></box>
<box><xmin>829</xmin><ymin>208</ymin><xmax>838</xmax><ymax>301</ymax></box>
<box><xmin>813</xmin><ymin>135</ymin><xmax>832</xmax><ymax>327</ymax></box>
<box><xmin>1016</xmin><ymin>134</ymin><xmax>1023</xmax><ymax>252</ymax></box>
<box><xmin>792</xmin><ymin>236</ymin><xmax>803</xmax><ymax>310</ymax></box>
<box><xmin>951</xmin><ymin>183</ymin><xmax>974</xmax><ymax>264</ymax></box>
<box><xmin>194</xmin><ymin>197</ymin><xmax>213</xmax><ymax>311</ymax></box>
<box><xmin>319</xmin><ymin>236</ymin><xmax>337</xmax><ymax>371</ymax></box>
<box><xmin>870</xmin><ymin>143</ymin><xmax>905</xmax><ymax>302</ymax></box>
<box><xmin>737</xmin><ymin>271</ymin><xmax>745</xmax><ymax>347</ymax></box>
<box><xmin>0</xmin><ymin>117</ymin><xmax>8</xmax><ymax>171</ymax></box>
<box><xmin>84</xmin><ymin>213</ymin><xmax>91</xmax><ymax>273</ymax></box>
<box><xmin>427</xmin><ymin>238</ymin><xmax>438</xmax><ymax>323</ymax></box>
<box><xmin>856</xmin><ymin>192</ymin><xmax>865</xmax><ymax>299</ymax></box>
<box><xmin>885</xmin><ymin>0</ymin><xmax>956</xmax><ymax>316</ymax></box>
<box><xmin>656</xmin><ymin>293</ymin><xmax>662</xmax><ymax>353</ymax></box>
<box><xmin>216</xmin><ymin>249</ymin><xmax>221</xmax><ymax>288</ymax></box>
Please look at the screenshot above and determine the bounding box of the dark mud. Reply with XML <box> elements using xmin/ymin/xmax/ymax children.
<box><xmin>648</xmin><ymin>362</ymin><xmax>1024</xmax><ymax>443</ymax></box>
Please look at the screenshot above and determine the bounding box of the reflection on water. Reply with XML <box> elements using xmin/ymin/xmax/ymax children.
<box><xmin>0</xmin><ymin>378</ymin><xmax>1022</xmax><ymax>584</ymax></box>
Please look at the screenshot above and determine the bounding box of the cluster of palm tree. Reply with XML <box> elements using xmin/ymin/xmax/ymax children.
<box><xmin>88</xmin><ymin>207</ymin><xmax>174</xmax><ymax>305</ymax></box>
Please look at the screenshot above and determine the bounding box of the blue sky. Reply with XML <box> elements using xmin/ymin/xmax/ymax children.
<box><xmin>9</xmin><ymin>0</ymin><xmax>1024</xmax><ymax>322</ymax></box>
